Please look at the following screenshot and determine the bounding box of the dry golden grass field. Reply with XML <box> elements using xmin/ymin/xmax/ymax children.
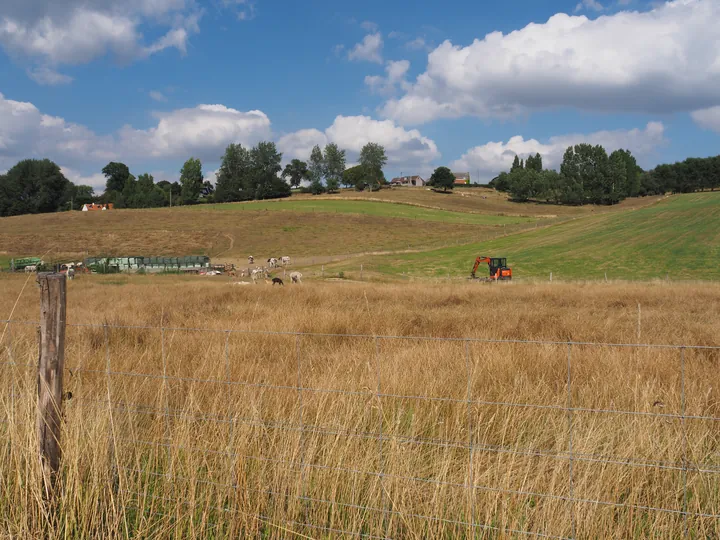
<box><xmin>1</xmin><ymin>275</ymin><xmax>719</xmax><ymax>539</ymax></box>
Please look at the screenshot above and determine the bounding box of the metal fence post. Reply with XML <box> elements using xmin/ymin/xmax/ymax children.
<box><xmin>36</xmin><ymin>272</ymin><xmax>67</xmax><ymax>495</ymax></box>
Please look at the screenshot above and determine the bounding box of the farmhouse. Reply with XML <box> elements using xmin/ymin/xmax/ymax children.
<box><xmin>390</xmin><ymin>175</ymin><xmax>426</xmax><ymax>187</ymax></box>
<box><xmin>452</xmin><ymin>172</ymin><xmax>471</xmax><ymax>185</ymax></box>
<box><xmin>82</xmin><ymin>203</ymin><xmax>114</xmax><ymax>211</ymax></box>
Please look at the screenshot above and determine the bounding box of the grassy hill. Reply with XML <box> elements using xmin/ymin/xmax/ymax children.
<box><xmin>0</xmin><ymin>189</ymin><xmax>705</xmax><ymax>280</ymax></box>
<box><xmin>0</xmin><ymin>196</ymin><xmax>545</xmax><ymax>266</ymax></box>
<box><xmin>325</xmin><ymin>192</ymin><xmax>720</xmax><ymax>281</ymax></box>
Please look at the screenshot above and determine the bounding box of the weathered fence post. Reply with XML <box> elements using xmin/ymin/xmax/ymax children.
<box><xmin>321</xmin><ymin>265</ymin><xmax>324</xmax><ymax>278</ymax></box>
<box><xmin>550</xmin><ymin>272</ymin><xmax>553</xmax><ymax>283</ymax></box>
<box><xmin>36</xmin><ymin>273</ymin><xmax>67</xmax><ymax>495</ymax></box>
<box><xmin>360</xmin><ymin>264</ymin><xmax>363</xmax><ymax>280</ymax></box>
<box><xmin>637</xmin><ymin>303</ymin><xmax>642</xmax><ymax>340</ymax></box>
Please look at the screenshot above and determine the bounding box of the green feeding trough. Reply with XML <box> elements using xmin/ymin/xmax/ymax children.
<box><xmin>84</xmin><ymin>256</ymin><xmax>211</xmax><ymax>273</ymax></box>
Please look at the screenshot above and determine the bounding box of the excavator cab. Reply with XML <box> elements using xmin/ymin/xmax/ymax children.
<box><xmin>471</xmin><ymin>256</ymin><xmax>512</xmax><ymax>280</ymax></box>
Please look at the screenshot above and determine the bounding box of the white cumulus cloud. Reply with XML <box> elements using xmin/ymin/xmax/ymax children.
<box><xmin>365</xmin><ymin>60</ymin><xmax>410</xmax><ymax>95</ymax></box>
<box><xmin>348</xmin><ymin>33</ymin><xmax>383</xmax><ymax>64</ymax></box>
<box><xmin>26</xmin><ymin>66</ymin><xmax>74</xmax><ymax>86</ymax></box>
<box><xmin>119</xmin><ymin>104</ymin><xmax>272</xmax><ymax>161</ymax></box>
<box><xmin>0</xmin><ymin>0</ymin><xmax>204</xmax><ymax>83</ymax></box>
<box><xmin>691</xmin><ymin>106</ymin><xmax>720</xmax><ymax>133</ymax></box>
<box><xmin>450</xmin><ymin>122</ymin><xmax>666</xmax><ymax>183</ymax></box>
<box><xmin>383</xmin><ymin>0</ymin><xmax>720</xmax><ymax>124</ymax></box>
<box><xmin>0</xmin><ymin>92</ymin><xmax>272</xmax><ymax>173</ymax></box>
<box><xmin>149</xmin><ymin>90</ymin><xmax>168</xmax><ymax>102</ymax></box>
<box><xmin>278</xmin><ymin>115</ymin><xmax>440</xmax><ymax>168</ymax></box>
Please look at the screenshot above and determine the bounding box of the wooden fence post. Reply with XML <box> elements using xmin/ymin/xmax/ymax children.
<box><xmin>36</xmin><ymin>273</ymin><xmax>67</xmax><ymax>495</ymax></box>
<box><xmin>360</xmin><ymin>265</ymin><xmax>363</xmax><ymax>280</ymax></box>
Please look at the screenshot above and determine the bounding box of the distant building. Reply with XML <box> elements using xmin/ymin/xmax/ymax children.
<box><xmin>82</xmin><ymin>203</ymin><xmax>114</xmax><ymax>211</ymax></box>
<box><xmin>453</xmin><ymin>172</ymin><xmax>471</xmax><ymax>185</ymax></box>
<box><xmin>390</xmin><ymin>175</ymin><xmax>426</xmax><ymax>187</ymax></box>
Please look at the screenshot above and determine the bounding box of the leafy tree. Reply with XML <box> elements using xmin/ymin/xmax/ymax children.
<box><xmin>324</xmin><ymin>143</ymin><xmax>346</xmax><ymax>193</ymax></box>
<box><xmin>61</xmin><ymin>184</ymin><xmax>95</xmax><ymax>210</ymax></box>
<box><xmin>343</xmin><ymin>165</ymin><xmax>367</xmax><ymax>190</ymax></box>
<box><xmin>610</xmin><ymin>149</ymin><xmax>642</xmax><ymax>198</ymax></box>
<box><xmin>0</xmin><ymin>159</ymin><xmax>70</xmax><ymax>217</ymax></box>
<box><xmin>102</xmin><ymin>162</ymin><xmax>131</xmax><ymax>193</ymax></box>
<box><xmin>133</xmin><ymin>173</ymin><xmax>168</xmax><ymax>208</ymax></box>
<box><xmin>121</xmin><ymin>174</ymin><xmax>138</xmax><ymax>207</ymax></box>
<box><xmin>180</xmin><ymin>158</ymin><xmax>203</xmax><ymax>205</ymax></box>
<box><xmin>250</xmin><ymin>141</ymin><xmax>287</xmax><ymax>200</ymax></box>
<box><xmin>308</xmin><ymin>144</ymin><xmax>325</xmax><ymax>195</ymax></box>
<box><xmin>526</xmin><ymin>153</ymin><xmax>543</xmax><ymax>172</ymax></box>
<box><xmin>282</xmin><ymin>159</ymin><xmax>309</xmax><ymax>188</ymax></box>
<box><xmin>428</xmin><ymin>166</ymin><xmax>455</xmax><ymax>192</ymax></box>
<box><xmin>492</xmin><ymin>172</ymin><xmax>511</xmax><ymax>192</ymax></box>
<box><xmin>511</xmin><ymin>155</ymin><xmax>522</xmax><ymax>172</ymax></box>
<box><xmin>215</xmin><ymin>143</ymin><xmax>252</xmax><ymax>202</ymax></box>
<box><xmin>359</xmin><ymin>142</ymin><xmax>387</xmax><ymax>188</ymax></box>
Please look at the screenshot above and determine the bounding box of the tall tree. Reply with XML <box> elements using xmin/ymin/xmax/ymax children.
<box><xmin>323</xmin><ymin>143</ymin><xmax>346</xmax><ymax>193</ymax></box>
<box><xmin>428</xmin><ymin>166</ymin><xmax>455</xmax><ymax>192</ymax></box>
<box><xmin>215</xmin><ymin>143</ymin><xmax>252</xmax><ymax>202</ymax></box>
<box><xmin>0</xmin><ymin>159</ymin><xmax>70</xmax><ymax>217</ymax></box>
<box><xmin>282</xmin><ymin>159</ymin><xmax>309</xmax><ymax>188</ymax></box>
<box><xmin>102</xmin><ymin>162</ymin><xmax>131</xmax><ymax>193</ymax></box>
<box><xmin>180</xmin><ymin>158</ymin><xmax>203</xmax><ymax>205</ymax></box>
<box><xmin>251</xmin><ymin>141</ymin><xmax>289</xmax><ymax>200</ymax></box>
<box><xmin>308</xmin><ymin>144</ymin><xmax>326</xmax><ymax>194</ymax></box>
<box><xmin>511</xmin><ymin>155</ymin><xmax>522</xmax><ymax>172</ymax></box>
<box><xmin>359</xmin><ymin>142</ymin><xmax>387</xmax><ymax>187</ymax></box>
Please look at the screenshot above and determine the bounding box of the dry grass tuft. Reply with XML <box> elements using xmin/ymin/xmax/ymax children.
<box><xmin>1</xmin><ymin>275</ymin><xmax>719</xmax><ymax>538</ymax></box>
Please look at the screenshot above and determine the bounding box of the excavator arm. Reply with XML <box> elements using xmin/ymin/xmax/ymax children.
<box><xmin>471</xmin><ymin>256</ymin><xmax>491</xmax><ymax>278</ymax></box>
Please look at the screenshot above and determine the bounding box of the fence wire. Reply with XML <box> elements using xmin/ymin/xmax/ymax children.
<box><xmin>2</xmin><ymin>319</ymin><xmax>720</xmax><ymax>539</ymax></box>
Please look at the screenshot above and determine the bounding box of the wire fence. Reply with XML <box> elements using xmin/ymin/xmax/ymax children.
<box><xmin>2</xmin><ymin>318</ymin><xmax>720</xmax><ymax>538</ymax></box>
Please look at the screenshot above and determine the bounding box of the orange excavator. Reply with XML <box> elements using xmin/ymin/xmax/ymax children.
<box><xmin>471</xmin><ymin>256</ymin><xmax>512</xmax><ymax>281</ymax></box>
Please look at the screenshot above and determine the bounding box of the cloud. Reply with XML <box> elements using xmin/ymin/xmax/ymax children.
<box><xmin>149</xmin><ymin>90</ymin><xmax>168</xmax><ymax>102</ymax></box>
<box><xmin>348</xmin><ymin>33</ymin><xmax>383</xmax><ymax>64</ymax></box>
<box><xmin>0</xmin><ymin>0</ymin><xmax>204</xmax><ymax>82</ymax></box>
<box><xmin>0</xmin><ymin>92</ymin><xmax>117</xmax><ymax>172</ymax></box>
<box><xmin>383</xmin><ymin>0</ymin><xmax>720</xmax><ymax>124</ymax></box>
<box><xmin>278</xmin><ymin>115</ymin><xmax>440</xmax><ymax>168</ymax></box>
<box><xmin>450</xmin><ymin>122</ymin><xmax>666</xmax><ymax>183</ymax></box>
<box><xmin>365</xmin><ymin>60</ymin><xmax>410</xmax><ymax>96</ymax></box>
<box><xmin>575</xmin><ymin>0</ymin><xmax>605</xmax><ymax>12</ymax></box>
<box><xmin>27</xmin><ymin>66</ymin><xmax>73</xmax><ymax>86</ymax></box>
<box><xmin>118</xmin><ymin>104</ymin><xmax>272</xmax><ymax>161</ymax></box>
<box><xmin>0</xmin><ymin>92</ymin><xmax>271</xmax><ymax>173</ymax></box>
<box><xmin>361</xmin><ymin>21</ymin><xmax>379</xmax><ymax>32</ymax></box>
<box><xmin>60</xmin><ymin>166</ymin><xmax>107</xmax><ymax>190</ymax></box>
<box><xmin>690</xmin><ymin>106</ymin><xmax>720</xmax><ymax>133</ymax></box>
<box><xmin>405</xmin><ymin>37</ymin><xmax>429</xmax><ymax>51</ymax></box>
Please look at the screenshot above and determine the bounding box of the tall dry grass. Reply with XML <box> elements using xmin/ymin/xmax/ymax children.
<box><xmin>1</xmin><ymin>275</ymin><xmax>719</xmax><ymax>538</ymax></box>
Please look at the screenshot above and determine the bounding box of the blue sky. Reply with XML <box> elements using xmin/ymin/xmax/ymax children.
<box><xmin>1</xmin><ymin>0</ymin><xmax>719</xmax><ymax>190</ymax></box>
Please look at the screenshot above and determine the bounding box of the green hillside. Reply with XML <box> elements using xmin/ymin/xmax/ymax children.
<box><xmin>200</xmin><ymin>199</ymin><xmax>534</xmax><ymax>225</ymax></box>
<box><xmin>330</xmin><ymin>192</ymin><xmax>720</xmax><ymax>280</ymax></box>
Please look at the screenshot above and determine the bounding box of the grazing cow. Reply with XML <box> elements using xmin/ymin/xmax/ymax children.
<box><xmin>281</xmin><ymin>256</ymin><xmax>291</xmax><ymax>266</ymax></box>
<box><xmin>25</xmin><ymin>265</ymin><xmax>37</xmax><ymax>273</ymax></box>
<box><xmin>272</xmin><ymin>277</ymin><xmax>284</xmax><ymax>286</ymax></box>
<box><xmin>290</xmin><ymin>271</ymin><xmax>303</xmax><ymax>284</ymax></box>
<box><xmin>248</xmin><ymin>255</ymin><xmax>254</xmax><ymax>265</ymax></box>
<box><xmin>67</xmin><ymin>268</ymin><xmax>75</xmax><ymax>280</ymax></box>
<box><xmin>267</xmin><ymin>257</ymin><xmax>279</xmax><ymax>269</ymax></box>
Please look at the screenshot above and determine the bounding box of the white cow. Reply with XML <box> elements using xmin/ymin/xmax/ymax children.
<box><xmin>290</xmin><ymin>271</ymin><xmax>303</xmax><ymax>284</ymax></box>
<box><xmin>267</xmin><ymin>257</ymin><xmax>279</xmax><ymax>269</ymax></box>
<box><xmin>281</xmin><ymin>256</ymin><xmax>291</xmax><ymax>266</ymax></box>
<box><xmin>25</xmin><ymin>265</ymin><xmax>37</xmax><ymax>273</ymax></box>
<box><xmin>248</xmin><ymin>255</ymin><xmax>254</xmax><ymax>265</ymax></box>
